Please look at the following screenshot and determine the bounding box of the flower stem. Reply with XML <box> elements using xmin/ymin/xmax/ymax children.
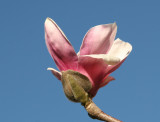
<box><xmin>83</xmin><ymin>99</ymin><xmax>122</xmax><ymax>122</ymax></box>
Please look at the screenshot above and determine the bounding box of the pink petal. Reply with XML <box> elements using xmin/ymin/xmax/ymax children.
<box><xmin>47</xmin><ymin>68</ymin><xmax>62</xmax><ymax>80</ymax></box>
<box><xmin>78</xmin><ymin>56</ymin><xmax>108</xmax><ymax>97</ymax></box>
<box><xmin>45</xmin><ymin>18</ymin><xmax>78</xmax><ymax>71</ymax></box>
<box><xmin>78</xmin><ymin>56</ymin><xmax>107</xmax><ymax>84</ymax></box>
<box><xmin>107</xmin><ymin>58</ymin><xmax>126</xmax><ymax>74</ymax></box>
<box><xmin>80</xmin><ymin>23</ymin><xmax>117</xmax><ymax>55</ymax></box>
<box><xmin>88</xmin><ymin>76</ymin><xmax>115</xmax><ymax>97</ymax></box>
<box><xmin>99</xmin><ymin>76</ymin><xmax>115</xmax><ymax>88</ymax></box>
<box><xmin>106</xmin><ymin>38</ymin><xmax>132</xmax><ymax>74</ymax></box>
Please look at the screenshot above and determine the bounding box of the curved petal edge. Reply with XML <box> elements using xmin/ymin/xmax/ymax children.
<box><xmin>47</xmin><ymin>67</ymin><xmax>62</xmax><ymax>80</ymax></box>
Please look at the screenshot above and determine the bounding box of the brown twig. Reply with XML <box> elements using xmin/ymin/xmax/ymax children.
<box><xmin>83</xmin><ymin>99</ymin><xmax>122</xmax><ymax>122</ymax></box>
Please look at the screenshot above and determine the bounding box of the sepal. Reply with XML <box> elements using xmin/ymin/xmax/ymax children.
<box><xmin>61</xmin><ymin>70</ymin><xmax>92</xmax><ymax>102</ymax></box>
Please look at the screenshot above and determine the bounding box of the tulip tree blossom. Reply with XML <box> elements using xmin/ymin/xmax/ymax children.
<box><xmin>44</xmin><ymin>17</ymin><xmax>132</xmax><ymax>122</ymax></box>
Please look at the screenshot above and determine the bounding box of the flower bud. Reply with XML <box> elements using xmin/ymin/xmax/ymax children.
<box><xmin>61</xmin><ymin>70</ymin><xmax>92</xmax><ymax>103</ymax></box>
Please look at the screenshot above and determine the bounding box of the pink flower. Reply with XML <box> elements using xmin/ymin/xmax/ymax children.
<box><xmin>45</xmin><ymin>18</ymin><xmax>132</xmax><ymax>97</ymax></box>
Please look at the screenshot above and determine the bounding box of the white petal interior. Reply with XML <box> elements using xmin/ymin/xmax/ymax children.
<box><xmin>81</xmin><ymin>54</ymin><xmax>120</xmax><ymax>65</ymax></box>
<box><xmin>107</xmin><ymin>38</ymin><xmax>132</xmax><ymax>60</ymax></box>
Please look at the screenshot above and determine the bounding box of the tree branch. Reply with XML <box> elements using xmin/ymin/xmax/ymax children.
<box><xmin>83</xmin><ymin>99</ymin><xmax>122</xmax><ymax>122</ymax></box>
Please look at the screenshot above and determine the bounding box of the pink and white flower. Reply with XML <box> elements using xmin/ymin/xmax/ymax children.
<box><xmin>45</xmin><ymin>18</ymin><xmax>132</xmax><ymax>97</ymax></box>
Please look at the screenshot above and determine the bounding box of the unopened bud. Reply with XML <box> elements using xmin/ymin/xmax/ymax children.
<box><xmin>61</xmin><ymin>70</ymin><xmax>92</xmax><ymax>103</ymax></box>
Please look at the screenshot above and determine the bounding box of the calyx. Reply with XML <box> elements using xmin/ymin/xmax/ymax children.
<box><xmin>61</xmin><ymin>70</ymin><xmax>92</xmax><ymax>102</ymax></box>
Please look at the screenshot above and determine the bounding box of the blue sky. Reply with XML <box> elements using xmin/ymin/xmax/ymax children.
<box><xmin>0</xmin><ymin>0</ymin><xmax>160</xmax><ymax>122</ymax></box>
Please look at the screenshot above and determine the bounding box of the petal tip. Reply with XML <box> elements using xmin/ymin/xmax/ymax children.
<box><xmin>112</xmin><ymin>22</ymin><xmax>117</xmax><ymax>30</ymax></box>
<box><xmin>47</xmin><ymin>67</ymin><xmax>62</xmax><ymax>80</ymax></box>
<box><xmin>99</xmin><ymin>76</ymin><xmax>115</xmax><ymax>88</ymax></box>
<box><xmin>116</xmin><ymin>38</ymin><xmax>133</xmax><ymax>57</ymax></box>
<box><xmin>45</xmin><ymin>17</ymin><xmax>56</xmax><ymax>27</ymax></box>
<box><xmin>45</xmin><ymin>17</ymin><xmax>50</xmax><ymax>21</ymax></box>
<box><xmin>45</xmin><ymin>17</ymin><xmax>51</xmax><ymax>24</ymax></box>
<box><xmin>110</xmin><ymin>77</ymin><xmax>115</xmax><ymax>81</ymax></box>
<box><xmin>47</xmin><ymin>67</ymin><xmax>53</xmax><ymax>71</ymax></box>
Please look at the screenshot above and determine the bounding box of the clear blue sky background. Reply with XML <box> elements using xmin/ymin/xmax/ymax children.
<box><xmin>0</xmin><ymin>0</ymin><xmax>159</xmax><ymax>122</ymax></box>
